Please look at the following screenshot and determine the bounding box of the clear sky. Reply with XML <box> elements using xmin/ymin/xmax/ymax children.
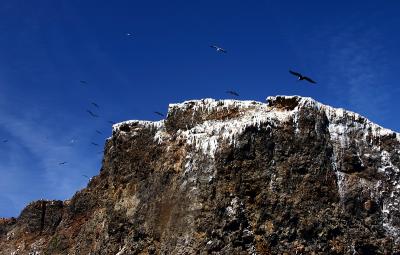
<box><xmin>0</xmin><ymin>0</ymin><xmax>399</xmax><ymax>217</ymax></box>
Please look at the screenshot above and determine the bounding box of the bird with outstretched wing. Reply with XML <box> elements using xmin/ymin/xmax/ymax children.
<box><xmin>210</xmin><ymin>45</ymin><xmax>227</xmax><ymax>53</ymax></box>
<box><xmin>289</xmin><ymin>70</ymin><xmax>316</xmax><ymax>84</ymax></box>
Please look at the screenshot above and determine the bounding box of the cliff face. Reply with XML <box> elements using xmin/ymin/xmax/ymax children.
<box><xmin>1</xmin><ymin>96</ymin><xmax>400</xmax><ymax>254</ymax></box>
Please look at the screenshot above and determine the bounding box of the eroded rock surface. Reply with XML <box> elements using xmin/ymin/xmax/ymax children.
<box><xmin>1</xmin><ymin>96</ymin><xmax>400</xmax><ymax>254</ymax></box>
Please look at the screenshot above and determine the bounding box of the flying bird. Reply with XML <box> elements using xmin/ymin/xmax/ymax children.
<box><xmin>91</xmin><ymin>102</ymin><xmax>99</xmax><ymax>108</ymax></box>
<box><xmin>91</xmin><ymin>142</ymin><xmax>99</xmax><ymax>146</ymax></box>
<box><xmin>2</xmin><ymin>139</ymin><xmax>8</xmax><ymax>143</ymax></box>
<box><xmin>154</xmin><ymin>111</ymin><xmax>164</xmax><ymax>117</ymax></box>
<box><xmin>126</xmin><ymin>33</ymin><xmax>132</xmax><ymax>36</ymax></box>
<box><xmin>289</xmin><ymin>70</ymin><xmax>317</xmax><ymax>84</ymax></box>
<box><xmin>59</xmin><ymin>162</ymin><xmax>67</xmax><ymax>165</ymax></box>
<box><xmin>107</xmin><ymin>120</ymin><xmax>116</xmax><ymax>124</ymax></box>
<box><xmin>210</xmin><ymin>45</ymin><xmax>227</xmax><ymax>53</ymax></box>
<box><xmin>86</xmin><ymin>110</ymin><xmax>99</xmax><ymax>118</ymax></box>
<box><xmin>226</xmin><ymin>90</ymin><xmax>239</xmax><ymax>97</ymax></box>
<box><xmin>96</xmin><ymin>130</ymin><xmax>103</xmax><ymax>135</ymax></box>
<box><xmin>80</xmin><ymin>80</ymin><xmax>88</xmax><ymax>85</ymax></box>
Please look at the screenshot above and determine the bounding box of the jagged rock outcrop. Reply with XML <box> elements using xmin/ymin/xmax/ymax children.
<box><xmin>1</xmin><ymin>95</ymin><xmax>400</xmax><ymax>254</ymax></box>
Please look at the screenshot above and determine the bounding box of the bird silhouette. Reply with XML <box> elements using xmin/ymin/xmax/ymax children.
<box><xmin>210</xmin><ymin>45</ymin><xmax>227</xmax><ymax>53</ymax></box>
<box><xmin>91</xmin><ymin>102</ymin><xmax>99</xmax><ymax>108</ymax></box>
<box><xmin>96</xmin><ymin>130</ymin><xmax>103</xmax><ymax>135</ymax></box>
<box><xmin>154</xmin><ymin>111</ymin><xmax>164</xmax><ymax>117</ymax></box>
<box><xmin>226</xmin><ymin>90</ymin><xmax>239</xmax><ymax>97</ymax></box>
<box><xmin>91</xmin><ymin>142</ymin><xmax>99</xmax><ymax>146</ymax></box>
<box><xmin>86</xmin><ymin>110</ymin><xmax>99</xmax><ymax>118</ymax></box>
<box><xmin>2</xmin><ymin>139</ymin><xmax>8</xmax><ymax>143</ymax></box>
<box><xmin>59</xmin><ymin>162</ymin><xmax>67</xmax><ymax>165</ymax></box>
<box><xmin>107</xmin><ymin>120</ymin><xmax>116</xmax><ymax>124</ymax></box>
<box><xmin>289</xmin><ymin>70</ymin><xmax>316</xmax><ymax>84</ymax></box>
<box><xmin>80</xmin><ymin>80</ymin><xmax>88</xmax><ymax>85</ymax></box>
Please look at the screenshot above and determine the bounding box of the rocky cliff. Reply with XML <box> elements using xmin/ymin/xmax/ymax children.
<box><xmin>1</xmin><ymin>96</ymin><xmax>400</xmax><ymax>254</ymax></box>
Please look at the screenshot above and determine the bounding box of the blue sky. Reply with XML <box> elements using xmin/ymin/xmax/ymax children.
<box><xmin>0</xmin><ymin>1</ymin><xmax>399</xmax><ymax>217</ymax></box>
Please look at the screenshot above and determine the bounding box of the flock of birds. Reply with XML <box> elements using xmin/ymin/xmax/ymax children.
<box><xmin>1</xmin><ymin>38</ymin><xmax>317</xmax><ymax>182</ymax></box>
<box><xmin>70</xmin><ymin>50</ymin><xmax>317</xmax><ymax>169</ymax></box>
